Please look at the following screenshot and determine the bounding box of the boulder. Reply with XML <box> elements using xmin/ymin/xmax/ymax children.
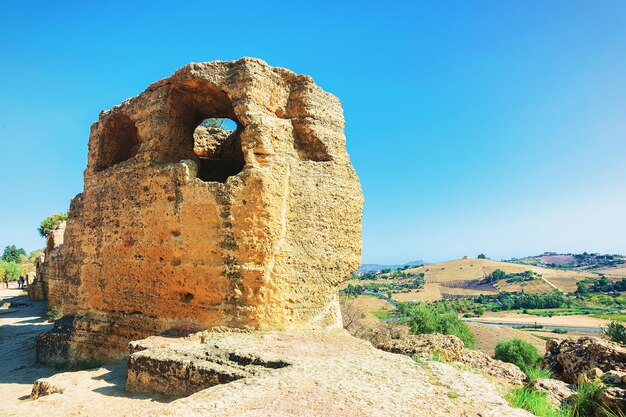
<box><xmin>542</xmin><ymin>337</ymin><xmax>626</xmax><ymax>383</ymax></box>
<box><xmin>127</xmin><ymin>333</ymin><xmax>289</xmax><ymax>396</ymax></box>
<box><xmin>35</xmin><ymin>316</ymin><xmax>74</xmax><ymax>367</ymax></box>
<box><xmin>529</xmin><ymin>378</ymin><xmax>575</xmax><ymax>408</ymax></box>
<box><xmin>597</xmin><ymin>387</ymin><xmax>626</xmax><ymax>415</ymax></box>
<box><xmin>377</xmin><ymin>334</ymin><xmax>465</xmax><ymax>361</ymax></box>
<box><xmin>458</xmin><ymin>348</ymin><xmax>527</xmax><ymax>386</ymax></box>
<box><xmin>602</xmin><ymin>370</ymin><xmax>626</xmax><ymax>385</ymax></box>
<box><xmin>30</xmin><ymin>378</ymin><xmax>65</xmax><ymax>399</ymax></box>
<box><xmin>588</xmin><ymin>367</ymin><xmax>605</xmax><ymax>380</ymax></box>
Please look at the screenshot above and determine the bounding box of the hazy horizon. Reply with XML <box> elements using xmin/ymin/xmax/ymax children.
<box><xmin>1</xmin><ymin>1</ymin><xmax>625</xmax><ymax>263</ymax></box>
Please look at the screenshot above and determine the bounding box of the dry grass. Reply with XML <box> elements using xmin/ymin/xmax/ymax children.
<box><xmin>338</xmin><ymin>278</ymin><xmax>397</xmax><ymax>289</ymax></box>
<box><xmin>591</xmin><ymin>266</ymin><xmax>626</xmax><ymax>280</ymax></box>
<box><xmin>393</xmin><ymin>285</ymin><xmax>440</xmax><ymax>302</ymax></box>
<box><xmin>465</xmin><ymin>322</ymin><xmax>546</xmax><ymax>356</ymax></box>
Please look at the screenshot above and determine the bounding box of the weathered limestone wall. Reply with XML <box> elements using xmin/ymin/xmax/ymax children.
<box><xmin>42</xmin><ymin>58</ymin><xmax>363</xmax><ymax>362</ymax></box>
<box><xmin>28</xmin><ymin>221</ymin><xmax>66</xmax><ymax>301</ymax></box>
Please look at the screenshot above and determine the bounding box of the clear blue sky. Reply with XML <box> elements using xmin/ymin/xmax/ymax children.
<box><xmin>1</xmin><ymin>1</ymin><xmax>625</xmax><ymax>264</ymax></box>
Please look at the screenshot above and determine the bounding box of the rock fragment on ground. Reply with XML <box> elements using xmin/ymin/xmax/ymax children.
<box><xmin>528</xmin><ymin>378</ymin><xmax>575</xmax><ymax>408</ymax></box>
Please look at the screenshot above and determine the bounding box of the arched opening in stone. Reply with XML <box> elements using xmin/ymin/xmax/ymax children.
<box><xmin>193</xmin><ymin>117</ymin><xmax>245</xmax><ymax>182</ymax></box>
<box><xmin>94</xmin><ymin>112</ymin><xmax>139</xmax><ymax>172</ymax></box>
<box><xmin>159</xmin><ymin>84</ymin><xmax>245</xmax><ymax>183</ymax></box>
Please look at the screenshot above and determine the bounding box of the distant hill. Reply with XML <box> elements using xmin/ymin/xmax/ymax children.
<box><xmin>506</xmin><ymin>252</ymin><xmax>625</xmax><ymax>270</ymax></box>
<box><xmin>394</xmin><ymin>258</ymin><xmax>599</xmax><ymax>302</ymax></box>
<box><xmin>352</xmin><ymin>254</ymin><xmax>626</xmax><ymax>303</ymax></box>
<box><xmin>358</xmin><ymin>260</ymin><xmax>425</xmax><ymax>273</ymax></box>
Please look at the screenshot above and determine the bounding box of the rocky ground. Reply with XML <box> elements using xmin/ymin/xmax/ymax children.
<box><xmin>1</xmin><ymin>287</ymin><xmax>532</xmax><ymax>416</ymax></box>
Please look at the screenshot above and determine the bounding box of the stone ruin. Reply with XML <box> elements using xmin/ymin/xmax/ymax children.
<box><xmin>36</xmin><ymin>58</ymin><xmax>363</xmax><ymax>365</ymax></box>
<box><xmin>28</xmin><ymin>220</ymin><xmax>66</xmax><ymax>301</ymax></box>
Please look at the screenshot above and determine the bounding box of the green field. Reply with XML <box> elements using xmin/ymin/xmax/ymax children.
<box><xmin>371</xmin><ymin>309</ymin><xmax>397</xmax><ymax>320</ymax></box>
<box><xmin>592</xmin><ymin>313</ymin><xmax>626</xmax><ymax>322</ymax></box>
<box><xmin>516</xmin><ymin>307</ymin><xmax>613</xmax><ymax>317</ymax></box>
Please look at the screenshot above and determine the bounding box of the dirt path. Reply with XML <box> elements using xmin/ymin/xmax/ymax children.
<box><xmin>536</xmin><ymin>275</ymin><xmax>561</xmax><ymax>292</ymax></box>
<box><xmin>0</xmin><ymin>283</ymin><xmax>171</xmax><ymax>417</ymax></box>
<box><xmin>0</xmin><ymin>283</ymin><xmax>56</xmax><ymax>412</ymax></box>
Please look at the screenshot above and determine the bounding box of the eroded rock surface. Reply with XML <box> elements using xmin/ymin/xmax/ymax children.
<box><xmin>378</xmin><ymin>333</ymin><xmax>527</xmax><ymax>386</ymax></box>
<box><xmin>377</xmin><ymin>333</ymin><xmax>465</xmax><ymax>361</ymax></box>
<box><xmin>11</xmin><ymin>330</ymin><xmax>534</xmax><ymax>417</ymax></box>
<box><xmin>127</xmin><ymin>334</ymin><xmax>289</xmax><ymax>396</ymax></box>
<box><xmin>38</xmin><ymin>58</ymin><xmax>363</xmax><ymax>363</ymax></box>
<box><xmin>528</xmin><ymin>378</ymin><xmax>575</xmax><ymax>408</ymax></box>
<box><xmin>542</xmin><ymin>337</ymin><xmax>626</xmax><ymax>384</ymax></box>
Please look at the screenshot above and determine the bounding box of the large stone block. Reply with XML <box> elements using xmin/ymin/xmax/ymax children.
<box><xmin>542</xmin><ymin>337</ymin><xmax>626</xmax><ymax>383</ymax></box>
<box><xmin>40</xmin><ymin>58</ymin><xmax>363</xmax><ymax>362</ymax></box>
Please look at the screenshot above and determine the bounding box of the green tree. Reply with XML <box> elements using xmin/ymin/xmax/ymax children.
<box><xmin>576</xmin><ymin>281</ymin><xmax>590</xmax><ymax>296</ymax></box>
<box><xmin>488</xmin><ymin>269</ymin><xmax>507</xmax><ymax>283</ymax></box>
<box><xmin>602</xmin><ymin>320</ymin><xmax>626</xmax><ymax>344</ymax></box>
<box><xmin>494</xmin><ymin>339</ymin><xmax>541</xmax><ymax>374</ymax></box>
<box><xmin>38</xmin><ymin>212</ymin><xmax>68</xmax><ymax>238</ymax></box>
<box><xmin>477</xmin><ymin>254</ymin><xmax>486</xmax><ymax>259</ymax></box>
<box><xmin>2</xmin><ymin>245</ymin><xmax>26</xmax><ymax>263</ymax></box>
<box><xmin>0</xmin><ymin>260</ymin><xmax>22</xmax><ymax>288</ymax></box>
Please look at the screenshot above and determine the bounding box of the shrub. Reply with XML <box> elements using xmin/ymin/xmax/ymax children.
<box><xmin>473</xmin><ymin>306</ymin><xmax>485</xmax><ymax>316</ymax></box>
<box><xmin>494</xmin><ymin>338</ymin><xmax>541</xmax><ymax>374</ymax></box>
<box><xmin>602</xmin><ymin>320</ymin><xmax>626</xmax><ymax>344</ymax></box>
<box><xmin>46</xmin><ymin>307</ymin><xmax>63</xmax><ymax>322</ymax></box>
<box><xmin>38</xmin><ymin>212</ymin><xmax>68</xmax><ymax>238</ymax></box>
<box><xmin>406</xmin><ymin>304</ymin><xmax>476</xmax><ymax>348</ymax></box>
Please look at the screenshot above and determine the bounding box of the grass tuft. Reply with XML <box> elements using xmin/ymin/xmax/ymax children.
<box><xmin>568</xmin><ymin>379</ymin><xmax>603</xmax><ymax>417</ymax></box>
<box><xmin>446</xmin><ymin>390</ymin><xmax>459</xmax><ymax>399</ymax></box>
<box><xmin>507</xmin><ymin>387</ymin><xmax>568</xmax><ymax>417</ymax></box>
<box><xmin>526</xmin><ymin>366</ymin><xmax>554</xmax><ymax>382</ymax></box>
<box><xmin>508</xmin><ymin>379</ymin><xmax>606</xmax><ymax>417</ymax></box>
